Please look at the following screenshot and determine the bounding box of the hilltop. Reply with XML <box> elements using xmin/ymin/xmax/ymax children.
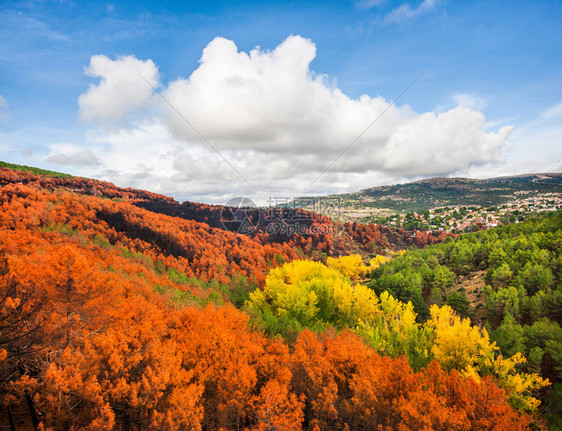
<box><xmin>358</xmin><ymin>173</ymin><xmax>562</xmax><ymax>209</ymax></box>
<box><xmin>295</xmin><ymin>173</ymin><xmax>562</xmax><ymax>223</ymax></box>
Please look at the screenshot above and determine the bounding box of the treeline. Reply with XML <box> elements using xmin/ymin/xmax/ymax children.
<box><xmin>368</xmin><ymin>212</ymin><xmax>562</xmax><ymax>427</ymax></box>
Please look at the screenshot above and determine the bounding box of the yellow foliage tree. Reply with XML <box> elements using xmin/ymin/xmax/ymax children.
<box><xmin>247</xmin><ymin>259</ymin><xmax>379</xmax><ymax>334</ymax></box>
<box><xmin>357</xmin><ymin>292</ymin><xmax>432</xmax><ymax>370</ymax></box>
<box><xmin>483</xmin><ymin>352</ymin><xmax>549</xmax><ymax>411</ymax></box>
<box><xmin>369</xmin><ymin>255</ymin><xmax>391</xmax><ymax>270</ymax></box>
<box><xmin>427</xmin><ymin>304</ymin><xmax>549</xmax><ymax>411</ymax></box>
<box><xmin>427</xmin><ymin>304</ymin><xmax>495</xmax><ymax>372</ymax></box>
<box><xmin>249</xmin><ymin>257</ymin><xmax>435</xmax><ymax>370</ymax></box>
<box><xmin>326</xmin><ymin>254</ymin><xmax>369</xmax><ymax>281</ymax></box>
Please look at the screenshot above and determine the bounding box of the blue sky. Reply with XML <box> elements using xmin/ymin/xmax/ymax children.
<box><xmin>0</xmin><ymin>0</ymin><xmax>561</xmax><ymax>203</ymax></box>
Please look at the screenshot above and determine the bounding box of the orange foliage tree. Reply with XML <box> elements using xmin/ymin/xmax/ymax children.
<box><xmin>290</xmin><ymin>329</ymin><xmax>536</xmax><ymax>430</ymax></box>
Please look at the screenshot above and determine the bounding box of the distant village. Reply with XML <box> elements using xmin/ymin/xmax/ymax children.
<box><xmin>301</xmin><ymin>192</ymin><xmax>562</xmax><ymax>233</ymax></box>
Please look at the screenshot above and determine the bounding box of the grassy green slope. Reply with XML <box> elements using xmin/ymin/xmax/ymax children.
<box><xmin>0</xmin><ymin>161</ymin><xmax>73</xmax><ymax>178</ymax></box>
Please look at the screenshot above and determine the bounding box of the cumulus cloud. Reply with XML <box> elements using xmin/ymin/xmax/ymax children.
<box><xmin>47</xmin><ymin>150</ymin><xmax>101</xmax><ymax>166</ymax></box>
<box><xmin>75</xmin><ymin>35</ymin><xmax>513</xmax><ymax>203</ymax></box>
<box><xmin>162</xmin><ymin>36</ymin><xmax>509</xmax><ymax>174</ymax></box>
<box><xmin>78</xmin><ymin>55</ymin><xmax>159</xmax><ymax>125</ymax></box>
<box><xmin>452</xmin><ymin>93</ymin><xmax>489</xmax><ymax>111</ymax></box>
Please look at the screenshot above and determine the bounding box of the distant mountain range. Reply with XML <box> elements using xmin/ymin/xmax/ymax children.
<box><xmin>296</xmin><ymin>173</ymin><xmax>562</xmax><ymax>214</ymax></box>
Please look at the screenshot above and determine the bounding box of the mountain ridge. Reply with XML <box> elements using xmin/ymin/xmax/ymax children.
<box><xmin>296</xmin><ymin>173</ymin><xmax>562</xmax><ymax>215</ymax></box>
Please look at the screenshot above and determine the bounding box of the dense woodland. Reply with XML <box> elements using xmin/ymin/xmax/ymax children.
<box><xmin>0</xmin><ymin>167</ymin><xmax>451</xmax><ymax>258</ymax></box>
<box><xmin>368</xmin><ymin>215</ymin><xmax>562</xmax><ymax>426</ymax></box>
<box><xmin>0</xmin><ymin>165</ymin><xmax>559</xmax><ymax>429</ymax></box>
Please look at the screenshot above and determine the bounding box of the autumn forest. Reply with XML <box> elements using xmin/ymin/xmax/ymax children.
<box><xmin>1</xmin><ymin>164</ymin><xmax>561</xmax><ymax>430</ymax></box>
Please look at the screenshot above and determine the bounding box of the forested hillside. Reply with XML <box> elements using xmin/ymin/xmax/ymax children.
<box><xmin>368</xmin><ymin>213</ymin><xmax>562</xmax><ymax>427</ymax></box>
<box><xmin>0</xmin><ymin>164</ymin><xmax>451</xmax><ymax>258</ymax></box>
<box><xmin>0</xmin><ymin>165</ymin><xmax>557</xmax><ymax>429</ymax></box>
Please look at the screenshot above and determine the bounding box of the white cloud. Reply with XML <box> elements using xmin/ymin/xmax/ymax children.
<box><xmin>74</xmin><ymin>35</ymin><xmax>514</xmax><ymax>203</ymax></box>
<box><xmin>383</xmin><ymin>0</ymin><xmax>438</xmax><ymax>24</ymax></box>
<box><xmin>452</xmin><ymin>93</ymin><xmax>489</xmax><ymax>111</ymax></box>
<box><xmin>541</xmin><ymin>102</ymin><xmax>562</xmax><ymax>120</ymax></box>
<box><xmin>78</xmin><ymin>55</ymin><xmax>159</xmax><ymax>125</ymax></box>
<box><xmin>434</xmin><ymin>93</ymin><xmax>490</xmax><ymax>117</ymax></box>
<box><xmin>458</xmin><ymin>156</ymin><xmax>562</xmax><ymax>180</ymax></box>
<box><xmin>162</xmin><ymin>36</ymin><xmax>510</xmax><ymax>177</ymax></box>
<box><xmin>47</xmin><ymin>150</ymin><xmax>101</xmax><ymax>166</ymax></box>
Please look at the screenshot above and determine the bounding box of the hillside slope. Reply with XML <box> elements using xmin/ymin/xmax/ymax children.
<box><xmin>0</xmin><ymin>164</ymin><xmax>453</xmax><ymax>259</ymax></box>
<box><xmin>298</xmin><ymin>173</ymin><xmax>562</xmax><ymax>213</ymax></box>
<box><xmin>368</xmin><ymin>211</ymin><xmax>562</xmax><ymax>427</ymax></box>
